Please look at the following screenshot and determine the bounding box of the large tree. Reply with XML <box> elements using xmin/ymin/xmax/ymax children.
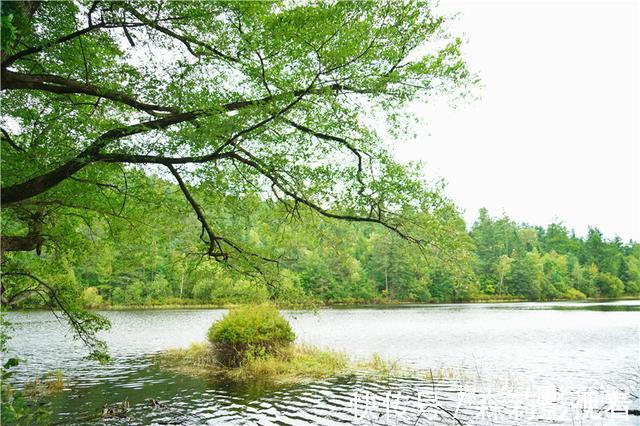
<box><xmin>1</xmin><ymin>0</ymin><xmax>473</xmax><ymax>359</ymax></box>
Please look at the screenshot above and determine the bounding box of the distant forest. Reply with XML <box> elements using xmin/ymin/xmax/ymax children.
<box><xmin>10</xmin><ymin>172</ymin><xmax>638</xmax><ymax>309</ymax></box>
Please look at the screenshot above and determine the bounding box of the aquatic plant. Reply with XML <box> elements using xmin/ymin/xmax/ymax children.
<box><xmin>23</xmin><ymin>370</ymin><xmax>65</xmax><ymax>398</ymax></box>
<box><xmin>102</xmin><ymin>398</ymin><xmax>130</xmax><ymax>419</ymax></box>
<box><xmin>354</xmin><ymin>352</ymin><xmax>412</xmax><ymax>378</ymax></box>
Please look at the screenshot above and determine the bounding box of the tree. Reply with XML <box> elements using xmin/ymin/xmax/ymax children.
<box><xmin>494</xmin><ymin>254</ymin><xmax>513</xmax><ymax>295</ymax></box>
<box><xmin>620</xmin><ymin>254</ymin><xmax>640</xmax><ymax>294</ymax></box>
<box><xmin>146</xmin><ymin>275</ymin><xmax>171</xmax><ymax>303</ymax></box>
<box><xmin>1</xmin><ymin>1</ymin><xmax>474</xmax><ymax>359</ymax></box>
<box><xmin>578</xmin><ymin>228</ymin><xmax>629</xmax><ymax>283</ymax></box>
<box><xmin>538</xmin><ymin>222</ymin><xmax>576</xmax><ymax>255</ymax></box>
<box><xmin>577</xmin><ymin>263</ymin><xmax>599</xmax><ymax>297</ymax></box>
<box><xmin>367</xmin><ymin>229</ymin><xmax>413</xmax><ymax>299</ymax></box>
<box><xmin>593</xmin><ymin>272</ymin><xmax>624</xmax><ymax>298</ymax></box>
<box><xmin>507</xmin><ymin>250</ymin><xmax>544</xmax><ymax>300</ymax></box>
<box><xmin>541</xmin><ymin>250</ymin><xmax>569</xmax><ymax>295</ymax></box>
<box><xmin>470</xmin><ymin>208</ymin><xmax>499</xmax><ymax>281</ymax></box>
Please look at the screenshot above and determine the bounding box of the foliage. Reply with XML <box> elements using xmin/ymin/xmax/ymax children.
<box><xmin>0</xmin><ymin>313</ymin><xmax>12</xmax><ymax>352</ymax></box>
<box><xmin>470</xmin><ymin>209</ymin><xmax>638</xmax><ymax>301</ymax></box>
<box><xmin>564</xmin><ymin>288</ymin><xmax>586</xmax><ymax>300</ymax></box>
<box><xmin>1</xmin><ymin>358</ymin><xmax>51</xmax><ymax>425</ymax></box>
<box><xmin>208</xmin><ymin>305</ymin><xmax>295</xmax><ymax>367</ymax></box>
<box><xmin>4</xmin><ymin>201</ymin><xmax>638</xmax><ymax>313</ymax></box>
<box><xmin>594</xmin><ymin>272</ymin><xmax>624</xmax><ymax>298</ymax></box>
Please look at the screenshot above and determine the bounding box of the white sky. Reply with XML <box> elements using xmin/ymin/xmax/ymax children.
<box><xmin>397</xmin><ymin>0</ymin><xmax>640</xmax><ymax>242</ymax></box>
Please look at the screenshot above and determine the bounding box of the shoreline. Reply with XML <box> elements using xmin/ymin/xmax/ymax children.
<box><xmin>5</xmin><ymin>296</ymin><xmax>638</xmax><ymax>312</ymax></box>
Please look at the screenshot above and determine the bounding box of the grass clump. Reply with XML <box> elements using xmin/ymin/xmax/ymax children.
<box><xmin>22</xmin><ymin>371</ymin><xmax>65</xmax><ymax>398</ymax></box>
<box><xmin>354</xmin><ymin>352</ymin><xmax>410</xmax><ymax>377</ymax></box>
<box><xmin>225</xmin><ymin>344</ymin><xmax>347</xmax><ymax>383</ymax></box>
<box><xmin>161</xmin><ymin>343</ymin><xmax>219</xmax><ymax>376</ymax></box>
<box><xmin>207</xmin><ymin>304</ymin><xmax>295</xmax><ymax>367</ymax></box>
<box><xmin>159</xmin><ymin>304</ymin><xmax>414</xmax><ymax>384</ymax></box>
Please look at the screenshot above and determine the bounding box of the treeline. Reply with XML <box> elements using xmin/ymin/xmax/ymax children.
<box><xmin>10</xmin><ymin>177</ymin><xmax>640</xmax><ymax>308</ymax></box>
<box><xmin>469</xmin><ymin>208</ymin><xmax>638</xmax><ymax>300</ymax></box>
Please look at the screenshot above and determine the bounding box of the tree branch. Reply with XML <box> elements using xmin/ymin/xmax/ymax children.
<box><xmin>283</xmin><ymin>118</ymin><xmax>367</xmax><ymax>196</ymax></box>
<box><xmin>121</xmin><ymin>4</ymin><xmax>239</xmax><ymax>63</ymax></box>
<box><xmin>1</xmin><ymin>70</ymin><xmax>179</xmax><ymax>115</ymax></box>
<box><xmin>0</xmin><ymin>271</ymin><xmax>111</xmax><ymax>361</ymax></box>
<box><xmin>166</xmin><ymin>164</ymin><xmax>227</xmax><ymax>259</ymax></box>
<box><xmin>0</xmin><ymin>209</ymin><xmax>45</xmax><ymax>256</ymax></box>
<box><xmin>226</xmin><ymin>149</ymin><xmax>421</xmax><ymax>245</ymax></box>
<box><xmin>1</xmin><ymin>127</ymin><xmax>24</xmax><ymax>151</ymax></box>
<box><xmin>0</xmin><ymin>82</ymin><xmax>359</xmax><ymax>206</ymax></box>
<box><xmin>165</xmin><ymin>164</ymin><xmax>281</xmax><ymax>266</ymax></box>
<box><xmin>2</xmin><ymin>23</ymin><xmax>105</xmax><ymax>67</ymax></box>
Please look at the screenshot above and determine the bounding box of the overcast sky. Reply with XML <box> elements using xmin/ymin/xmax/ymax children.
<box><xmin>397</xmin><ymin>0</ymin><xmax>639</xmax><ymax>241</ymax></box>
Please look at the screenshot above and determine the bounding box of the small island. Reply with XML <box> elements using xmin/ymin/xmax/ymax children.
<box><xmin>158</xmin><ymin>305</ymin><xmax>398</xmax><ymax>384</ymax></box>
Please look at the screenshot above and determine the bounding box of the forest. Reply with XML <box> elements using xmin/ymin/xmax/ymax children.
<box><xmin>7</xmin><ymin>171</ymin><xmax>638</xmax><ymax>309</ymax></box>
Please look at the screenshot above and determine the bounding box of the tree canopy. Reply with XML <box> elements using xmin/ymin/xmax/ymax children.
<box><xmin>1</xmin><ymin>1</ymin><xmax>474</xmax><ymax>360</ymax></box>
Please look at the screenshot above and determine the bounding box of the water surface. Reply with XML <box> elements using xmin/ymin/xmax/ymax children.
<box><xmin>5</xmin><ymin>301</ymin><xmax>639</xmax><ymax>425</ymax></box>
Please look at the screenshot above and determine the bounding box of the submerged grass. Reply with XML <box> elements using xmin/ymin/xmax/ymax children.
<box><xmin>157</xmin><ymin>342</ymin><xmax>348</xmax><ymax>384</ymax></box>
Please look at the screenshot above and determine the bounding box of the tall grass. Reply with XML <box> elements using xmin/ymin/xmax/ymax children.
<box><xmin>22</xmin><ymin>371</ymin><xmax>65</xmax><ymax>398</ymax></box>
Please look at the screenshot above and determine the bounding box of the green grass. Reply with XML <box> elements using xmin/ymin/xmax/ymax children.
<box><xmin>225</xmin><ymin>344</ymin><xmax>348</xmax><ymax>383</ymax></box>
<box><xmin>351</xmin><ymin>352</ymin><xmax>422</xmax><ymax>379</ymax></box>
<box><xmin>157</xmin><ymin>342</ymin><xmax>348</xmax><ymax>384</ymax></box>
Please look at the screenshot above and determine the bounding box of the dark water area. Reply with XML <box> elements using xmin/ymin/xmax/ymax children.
<box><xmin>4</xmin><ymin>301</ymin><xmax>640</xmax><ymax>425</ymax></box>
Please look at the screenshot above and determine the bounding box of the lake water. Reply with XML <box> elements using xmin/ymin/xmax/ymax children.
<box><xmin>4</xmin><ymin>301</ymin><xmax>640</xmax><ymax>425</ymax></box>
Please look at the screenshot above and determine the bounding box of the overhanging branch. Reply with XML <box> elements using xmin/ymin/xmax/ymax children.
<box><xmin>166</xmin><ymin>164</ymin><xmax>227</xmax><ymax>259</ymax></box>
<box><xmin>226</xmin><ymin>149</ymin><xmax>422</xmax><ymax>246</ymax></box>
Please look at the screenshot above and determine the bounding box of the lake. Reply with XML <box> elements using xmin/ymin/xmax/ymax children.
<box><xmin>4</xmin><ymin>301</ymin><xmax>640</xmax><ymax>425</ymax></box>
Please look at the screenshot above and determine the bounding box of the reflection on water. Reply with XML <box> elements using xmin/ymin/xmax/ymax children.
<box><xmin>548</xmin><ymin>304</ymin><xmax>640</xmax><ymax>312</ymax></box>
<box><xmin>5</xmin><ymin>300</ymin><xmax>640</xmax><ymax>425</ymax></box>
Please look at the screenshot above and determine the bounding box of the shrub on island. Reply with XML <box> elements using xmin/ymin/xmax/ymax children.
<box><xmin>207</xmin><ymin>304</ymin><xmax>295</xmax><ymax>367</ymax></box>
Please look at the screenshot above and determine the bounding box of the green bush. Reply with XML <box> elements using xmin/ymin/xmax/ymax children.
<box><xmin>207</xmin><ymin>305</ymin><xmax>295</xmax><ymax>367</ymax></box>
<box><xmin>564</xmin><ymin>288</ymin><xmax>586</xmax><ymax>300</ymax></box>
<box><xmin>82</xmin><ymin>287</ymin><xmax>103</xmax><ymax>308</ymax></box>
